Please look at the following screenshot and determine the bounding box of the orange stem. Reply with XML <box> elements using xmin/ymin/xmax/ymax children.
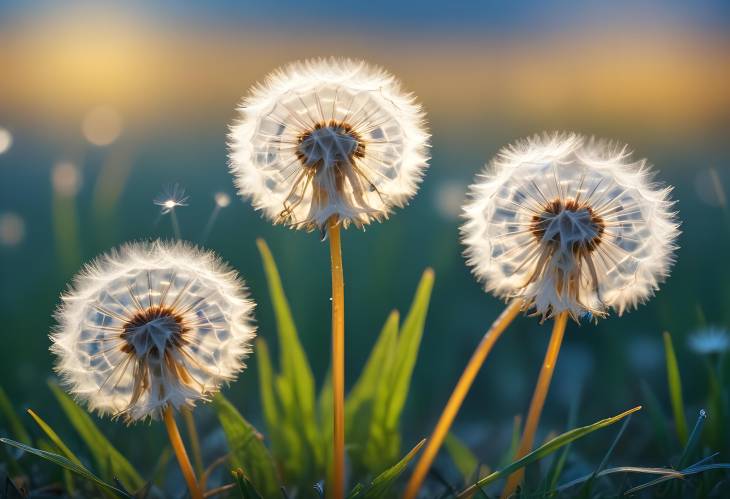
<box><xmin>404</xmin><ymin>300</ymin><xmax>523</xmax><ymax>499</ymax></box>
<box><xmin>164</xmin><ymin>406</ymin><xmax>203</xmax><ymax>499</ymax></box>
<box><xmin>501</xmin><ymin>311</ymin><xmax>569</xmax><ymax>498</ymax></box>
<box><xmin>329</xmin><ymin>219</ymin><xmax>345</xmax><ymax>499</ymax></box>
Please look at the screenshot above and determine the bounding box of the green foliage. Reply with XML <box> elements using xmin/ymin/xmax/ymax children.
<box><xmin>255</xmin><ymin>239</ymin><xmax>435</xmax><ymax>484</ymax></box>
<box><xmin>663</xmin><ymin>331</ymin><xmax>688</xmax><ymax>444</ymax></box>
<box><xmin>213</xmin><ymin>394</ymin><xmax>281</xmax><ymax>498</ymax></box>
<box><xmin>0</xmin><ymin>437</ymin><xmax>131</xmax><ymax>497</ymax></box>
<box><xmin>48</xmin><ymin>380</ymin><xmax>144</xmax><ymax>491</ymax></box>
<box><xmin>458</xmin><ymin>406</ymin><xmax>642</xmax><ymax>497</ymax></box>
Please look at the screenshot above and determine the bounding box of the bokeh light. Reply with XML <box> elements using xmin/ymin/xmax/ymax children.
<box><xmin>0</xmin><ymin>212</ymin><xmax>26</xmax><ymax>247</ymax></box>
<box><xmin>0</xmin><ymin>127</ymin><xmax>13</xmax><ymax>155</ymax></box>
<box><xmin>52</xmin><ymin>161</ymin><xmax>83</xmax><ymax>196</ymax></box>
<box><xmin>434</xmin><ymin>181</ymin><xmax>467</xmax><ymax>220</ymax></box>
<box><xmin>214</xmin><ymin>192</ymin><xmax>231</xmax><ymax>208</ymax></box>
<box><xmin>81</xmin><ymin>106</ymin><xmax>123</xmax><ymax>146</ymax></box>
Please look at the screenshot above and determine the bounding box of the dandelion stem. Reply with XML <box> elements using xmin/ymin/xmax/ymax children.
<box><xmin>501</xmin><ymin>311</ymin><xmax>568</xmax><ymax>498</ymax></box>
<box><xmin>404</xmin><ymin>300</ymin><xmax>523</xmax><ymax>499</ymax></box>
<box><xmin>328</xmin><ymin>217</ymin><xmax>345</xmax><ymax>499</ymax></box>
<box><xmin>164</xmin><ymin>406</ymin><xmax>203</xmax><ymax>499</ymax></box>
<box><xmin>182</xmin><ymin>406</ymin><xmax>204</xmax><ymax>477</ymax></box>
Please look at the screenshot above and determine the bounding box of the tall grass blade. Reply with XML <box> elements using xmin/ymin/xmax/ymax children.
<box><xmin>444</xmin><ymin>433</ymin><xmax>479</xmax><ymax>485</ymax></box>
<box><xmin>385</xmin><ymin>269</ymin><xmax>435</xmax><ymax>429</ymax></box>
<box><xmin>677</xmin><ymin>409</ymin><xmax>707</xmax><ymax>469</ymax></box>
<box><xmin>0</xmin><ymin>386</ymin><xmax>31</xmax><ymax>445</ymax></box>
<box><xmin>457</xmin><ymin>406</ymin><xmax>642</xmax><ymax>498</ymax></box>
<box><xmin>0</xmin><ymin>438</ymin><xmax>131</xmax><ymax>498</ymax></box>
<box><xmin>232</xmin><ymin>468</ymin><xmax>264</xmax><ymax>499</ymax></box>
<box><xmin>349</xmin><ymin>439</ymin><xmax>426</xmax><ymax>499</ymax></box>
<box><xmin>639</xmin><ymin>380</ymin><xmax>670</xmax><ymax>455</ymax></box>
<box><xmin>359</xmin><ymin>270</ymin><xmax>434</xmax><ymax>473</ymax></box>
<box><xmin>257</xmin><ymin>239</ymin><xmax>321</xmax><ymax>477</ymax></box>
<box><xmin>624</xmin><ymin>462</ymin><xmax>730</xmax><ymax>495</ymax></box>
<box><xmin>578</xmin><ymin>413</ymin><xmax>632</xmax><ymax>497</ymax></box>
<box><xmin>544</xmin><ymin>395</ymin><xmax>580</xmax><ymax>494</ymax></box>
<box><xmin>48</xmin><ymin>380</ymin><xmax>143</xmax><ymax>491</ymax></box>
<box><xmin>213</xmin><ymin>394</ymin><xmax>281</xmax><ymax>498</ymax></box>
<box><xmin>663</xmin><ymin>331</ymin><xmax>688</xmax><ymax>444</ymax></box>
<box><xmin>26</xmin><ymin>409</ymin><xmax>82</xmax><ymax>466</ymax></box>
<box><xmin>346</xmin><ymin>310</ymin><xmax>399</xmax><ymax>473</ymax></box>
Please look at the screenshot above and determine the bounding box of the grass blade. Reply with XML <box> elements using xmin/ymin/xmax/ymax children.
<box><xmin>26</xmin><ymin>408</ymin><xmax>82</xmax><ymax>466</ymax></box>
<box><xmin>257</xmin><ymin>239</ymin><xmax>321</xmax><ymax>477</ymax></box>
<box><xmin>0</xmin><ymin>437</ymin><xmax>130</xmax><ymax>497</ymax></box>
<box><xmin>444</xmin><ymin>433</ymin><xmax>479</xmax><ymax>485</ymax></box>
<box><xmin>663</xmin><ymin>331</ymin><xmax>688</xmax><ymax>444</ymax></box>
<box><xmin>350</xmin><ymin>439</ymin><xmax>426</xmax><ymax>499</ymax></box>
<box><xmin>544</xmin><ymin>396</ymin><xmax>580</xmax><ymax>494</ymax></box>
<box><xmin>232</xmin><ymin>468</ymin><xmax>264</xmax><ymax>499</ymax></box>
<box><xmin>48</xmin><ymin>380</ymin><xmax>143</xmax><ymax>491</ymax></box>
<box><xmin>385</xmin><ymin>269</ymin><xmax>435</xmax><ymax>429</ymax></box>
<box><xmin>677</xmin><ymin>409</ymin><xmax>707</xmax><ymax>469</ymax></box>
<box><xmin>457</xmin><ymin>406</ymin><xmax>642</xmax><ymax>497</ymax></box>
<box><xmin>346</xmin><ymin>310</ymin><xmax>399</xmax><ymax>473</ymax></box>
<box><xmin>213</xmin><ymin>394</ymin><xmax>281</xmax><ymax>498</ymax></box>
<box><xmin>624</xmin><ymin>462</ymin><xmax>730</xmax><ymax>495</ymax></box>
<box><xmin>0</xmin><ymin>385</ymin><xmax>31</xmax><ymax>445</ymax></box>
<box><xmin>578</xmin><ymin>413</ymin><xmax>633</xmax><ymax>497</ymax></box>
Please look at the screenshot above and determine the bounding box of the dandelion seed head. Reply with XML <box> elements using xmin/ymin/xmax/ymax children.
<box><xmin>228</xmin><ymin>58</ymin><xmax>430</xmax><ymax>231</ymax></box>
<box><xmin>51</xmin><ymin>240</ymin><xmax>256</xmax><ymax>422</ymax></box>
<box><xmin>688</xmin><ymin>326</ymin><xmax>730</xmax><ymax>355</ymax></box>
<box><xmin>462</xmin><ymin>132</ymin><xmax>679</xmax><ymax>321</ymax></box>
<box><xmin>154</xmin><ymin>184</ymin><xmax>189</xmax><ymax>214</ymax></box>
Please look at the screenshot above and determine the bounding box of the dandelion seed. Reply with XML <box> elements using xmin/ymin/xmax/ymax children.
<box><xmin>155</xmin><ymin>184</ymin><xmax>188</xmax><ymax>240</ymax></box>
<box><xmin>154</xmin><ymin>184</ymin><xmax>189</xmax><ymax>215</ymax></box>
<box><xmin>50</xmin><ymin>240</ymin><xmax>256</xmax><ymax>423</ymax></box>
<box><xmin>228</xmin><ymin>58</ymin><xmax>430</xmax><ymax>232</ymax></box>
<box><xmin>462</xmin><ymin>132</ymin><xmax>679</xmax><ymax>321</ymax></box>
<box><xmin>202</xmin><ymin>192</ymin><xmax>232</xmax><ymax>243</ymax></box>
<box><xmin>688</xmin><ymin>326</ymin><xmax>730</xmax><ymax>355</ymax></box>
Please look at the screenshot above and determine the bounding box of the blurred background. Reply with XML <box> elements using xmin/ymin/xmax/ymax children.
<box><xmin>1</xmin><ymin>0</ymin><xmax>729</xmax><ymax>479</ymax></box>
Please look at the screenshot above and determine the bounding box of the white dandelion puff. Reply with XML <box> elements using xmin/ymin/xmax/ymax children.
<box><xmin>688</xmin><ymin>326</ymin><xmax>730</xmax><ymax>355</ymax></box>
<box><xmin>50</xmin><ymin>240</ymin><xmax>256</xmax><ymax>422</ymax></box>
<box><xmin>462</xmin><ymin>132</ymin><xmax>679</xmax><ymax>321</ymax></box>
<box><xmin>228</xmin><ymin>58</ymin><xmax>430</xmax><ymax>232</ymax></box>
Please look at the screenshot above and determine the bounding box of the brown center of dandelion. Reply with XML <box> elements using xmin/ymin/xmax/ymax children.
<box><xmin>120</xmin><ymin>306</ymin><xmax>189</xmax><ymax>359</ymax></box>
<box><xmin>296</xmin><ymin>121</ymin><xmax>365</xmax><ymax>169</ymax></box>
<box><xmin>530</xmin><ymin>198</ymin><xmax>605</xmax><ymax>252</ymax></box>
